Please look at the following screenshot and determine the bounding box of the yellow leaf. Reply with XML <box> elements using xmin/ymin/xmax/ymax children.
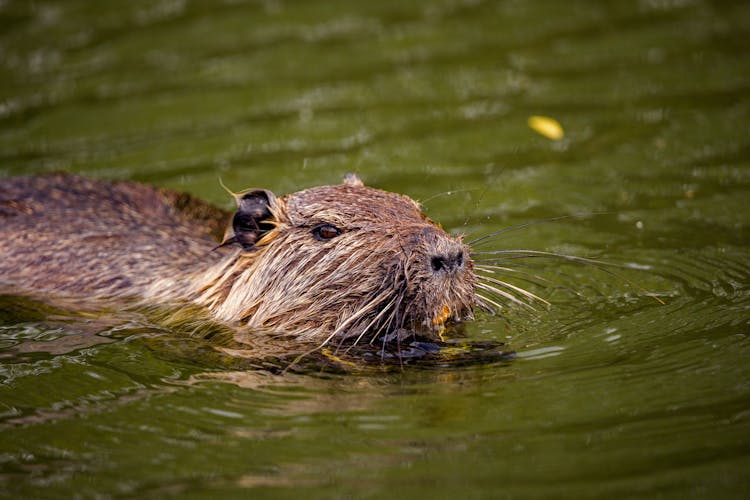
<box><xmin>528</xmin><ymin>115</ymin><xmax>564</xmax><ymax>140</ymax></box>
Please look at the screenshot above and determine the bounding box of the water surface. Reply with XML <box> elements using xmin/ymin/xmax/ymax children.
<box><xmin>1</xmin><ymin>1</ymin><xmax>749</xmax><ymax>498</ymax></box>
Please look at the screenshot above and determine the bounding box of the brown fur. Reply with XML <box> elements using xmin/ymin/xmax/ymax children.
<box><xmin>0</xmin><ymin>173</ymin><xmax>477</xmax><ymax>345</ymax></box>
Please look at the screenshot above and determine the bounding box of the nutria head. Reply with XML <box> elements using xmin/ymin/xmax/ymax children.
<box><xmin>191</xmin><ymin>174</ymin><xmax>477</xmax><ymax>345</ymax></box>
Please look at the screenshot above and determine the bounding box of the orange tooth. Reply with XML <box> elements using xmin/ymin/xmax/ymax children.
<box><xmin>433</xmin><ymin>305</ymin><xmax>451</xmax><ymax>326</ymax></box>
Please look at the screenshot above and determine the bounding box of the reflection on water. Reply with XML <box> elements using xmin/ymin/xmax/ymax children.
<box><xmin>1</xmin><ymin>0</ymin><xmax>750</xmax><ymax>497</ymax></box>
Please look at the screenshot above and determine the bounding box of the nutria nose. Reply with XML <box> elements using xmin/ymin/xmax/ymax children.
<box><xmin>431</xmin><ymin>250</ymin><xmax>465</xmax><ymax>274</ymax></box>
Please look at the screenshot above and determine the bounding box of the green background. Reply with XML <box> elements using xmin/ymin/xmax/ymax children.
<box><xmin>1</xmin><ymin>1</ymin><xmax>749</xmax><ymax>497</ymax></box>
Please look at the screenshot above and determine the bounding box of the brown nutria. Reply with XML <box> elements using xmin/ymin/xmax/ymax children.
<box><xmin>0</xmin><ymin>173</ymin><xmax>485</xmax><ymax>346</ymax></box>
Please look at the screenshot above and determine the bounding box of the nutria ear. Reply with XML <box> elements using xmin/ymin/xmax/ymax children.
<box><xmin>343</xmin><ymin>173</ymin><xmax>364</xmax><ymax>187</ymax></box>
<box><xmin>220</xmin><ymin>189</ymin><xmax>278</xmax><ymax>250</ymax></box>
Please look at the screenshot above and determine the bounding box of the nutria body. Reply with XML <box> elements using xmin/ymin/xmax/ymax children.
<box><xmin>0</xmin><ymin>173</ymin><xmax>479</xmax><ymax>344</ymax></box>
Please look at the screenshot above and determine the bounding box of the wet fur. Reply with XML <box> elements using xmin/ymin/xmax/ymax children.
<box><xmin>0</xmin><ymin>173</ymin><xmax>477</xmax><ymax>345</ymax></box>
<box><xmin>0</xmin><ymin>174</ymin><xmax>229</xmax><ymax>297</ymax></box>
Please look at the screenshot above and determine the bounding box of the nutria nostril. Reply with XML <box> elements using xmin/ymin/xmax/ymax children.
<box><xmin>431</xmin><ymin>251</ymin><xmax>464</xmax><ymax>273</ymax></box>
<box><xmin>431</xmin><ymin>256</ymin><xmax>446</xmax><ymax>272</ymax></box>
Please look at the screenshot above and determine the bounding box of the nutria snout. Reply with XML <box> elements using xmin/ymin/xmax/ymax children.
<box><xmin>0</xmin><ymin>173</ymin><xmax>481</xmax><ymax>346</ymax></box>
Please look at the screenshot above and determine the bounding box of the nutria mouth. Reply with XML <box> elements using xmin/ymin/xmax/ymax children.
<box><xmin>1</xmin><ymin>173</ymin><xmax>502</xmax><ymax>348</ymax></box>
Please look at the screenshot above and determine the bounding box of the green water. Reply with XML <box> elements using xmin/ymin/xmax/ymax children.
<box><xmin>1</xmin><ymin>0</ymin><xmax>750</xmax><ymax>497</ymax></box>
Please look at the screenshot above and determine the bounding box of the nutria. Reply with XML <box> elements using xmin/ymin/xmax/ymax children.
<box><xmin>0</xmin><ymin>173</ymin><xmax>494</xmax><ymax>347</ymax></box>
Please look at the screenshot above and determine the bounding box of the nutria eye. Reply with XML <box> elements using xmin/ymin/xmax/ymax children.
<box><xmin>312</xmin><ymin>224</ymin><xmax>341</xmax><ymax>241</ymax></box>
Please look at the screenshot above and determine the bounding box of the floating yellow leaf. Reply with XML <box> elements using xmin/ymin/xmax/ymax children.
<box><xmin>528</xmin><ymin>115</ymin><xmax>564</xmax><ymax>140</ymax></box>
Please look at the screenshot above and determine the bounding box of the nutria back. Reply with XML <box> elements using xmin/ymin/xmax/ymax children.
<box><xmin>0</xmin><ymin>173</ymin><xmax>229</xmax><ymax>297</ymax></box>
<box><xmin>0</xmin><ymin>173</ymin><xmax>479</xmax><ymax>345</ymax></box>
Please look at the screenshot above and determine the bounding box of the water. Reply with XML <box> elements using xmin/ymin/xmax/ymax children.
<box><xmin>1</xmin><ymin>0</ymin><xmax>749</xmax><ymax>497</ymax></box>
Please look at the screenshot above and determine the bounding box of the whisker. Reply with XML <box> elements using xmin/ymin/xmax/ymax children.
<box><xmin>476</xmin><ymin>282</ymin><xmax>535</xmax><ymax>311</ymax></box>
<box><xmin>479</xmin><ymin>261</ymin><xmax>613</xmax><ymax>301</ymax></box>
<box><xmin>283</xmin><ymin>290</ymin><xmax>391</xmax><ymax>373</ymax></box>
<box><xmin>479</xmin><ymin>275</ymin><xmax>550</xmax><ymax>307</ymax></box>
<box><xmin>472</xmin><ymin>249</ymin><xmax>609</xmax><ymax>265</ymax></box>
<box><xmin>475</xmin><ymin>263</ymin><xmax>548</xmax><ymax>277</ymax></box>
<box><xmin>475</xmin><ymin>264</ymin><xmax>551</xmax><ymax>287</ymax></box>
<box><xmin>475</xmin><ymin>259</ymin><xmax>598</xmax><ymax>287</ymax></box>
<box><xmin>474</xmin><ymin>293</ymin><xmax>505</xmax><ymax>314</ymax></box>
<box><xmin>371</xmin><ymin>290</ymin><xmax>404</xmax><ymax>346</ymax></box>
<box><xmin>467</xmin><ymin>213</ymin><xmax>609</xmax><ymax>247</ymax></box>
<box><xmin>381</xmin><ymin>293</ymin><xmax>412</xmax><ymax>361</ymax></box>
<box><xmin>475</xmin><ymin>263</ymin><xmax>517</xmax><ymax>273</ymax></box>
<box><xmin>473</xmin><ymin>296</ymin><xmax>495</xmax><ymax>314</ymax></box>
<box><xmin>343</xmin><ymin>295</ymin><xmax>398</xmax><ymax>354</ymax></box>
<box><xmin>475</xmin><ymin>249</ymin><xmax>664</xmax><ymax>305</ymax></box>
<box><xmin>367</xmin><ymin>307</ymin><xmax>398</xmax><ymax>349</ymax></box>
